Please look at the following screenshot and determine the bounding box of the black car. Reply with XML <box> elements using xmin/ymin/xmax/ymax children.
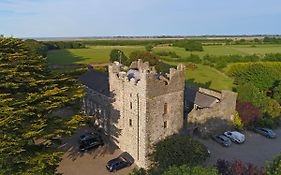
<box><xmin>79</xmin><ymin>132</ymin><xmax>100</xmax><ymax>143</ymax></box>
<box><xmin>106</xmin><ymin>152</ymin><xmax>134</xmax><ymax>172</ymax></box>
<box><xmin>254</xmin><ymin>127</ymin><xmax>277</xmax><ymax>138</ymax></box>
<box><xmin>79</xmin><ymin>137</ymin><xmax>103</xmax><ymax>151</ymax></box>
<box><xmin>212</xmin><ymin>135</ymin><xmax>232</xmax><ymax>147</ymax></box>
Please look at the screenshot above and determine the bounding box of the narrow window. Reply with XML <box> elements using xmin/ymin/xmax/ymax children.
<box><xmin>164</xmin><ymin>103</ymin><xmax>168</xmax><ymax>114</ymax></box>
<box><xmin>129</xmin><ymin>119</ymin><xmax>132</xmax><ymax>126</ymax></box>
<box><xmin>130</xmin><ymin>102</ymin><xmax>132</xmax><ymax>109</ymax></box>
<box><xmin>130</xmin><ymin>93</ymin><xmax>132</xmax><ymax>97</ymax></box>
<box><xmin>164</xmin><ymin>121</ymin><xmax>167</xmax><ymax>128</ymax></box>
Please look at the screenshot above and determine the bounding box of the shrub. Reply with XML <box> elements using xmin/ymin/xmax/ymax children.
<box><xmin>151</xmin><ymin>135</ymin><xmax>209</xmax><ymax>169</ymax></box>
<box><xmin>234</xmin><ymin>111</ymin><xmax>244</xmax><ymax>130</ymax></box>
<box><xmin>185</xmin><ymin>54</ymin><xmax>201</xmax><ymax>64</ymax></box>
<box><xmin>109</xmin><ymin>49</ymin><xmax>129</xmax><ymax>64</ymax></box>
<box><xmin>266</xmin><ymin>152</ymin><xmax>281</xmax><ymax>175</ymax></box>
<box><xmin>216</xmin><ymin>159</ymin><xmax>265</xmax><ymax>175</ymax></box>
<box><xmin>162</xmin><ymin>165</ymin><xmax>218</xmax><ymax>175</ymax></box>
<box><xmin>236</xmin><ymin>101</ymin><xmax>261</xmax><ymax>125</ymax></box>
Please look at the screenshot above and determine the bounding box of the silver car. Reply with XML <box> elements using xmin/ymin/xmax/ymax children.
<box><xmin>224</xmin><ymin>131</ymin><xmax>245</xmax><ymax>143</ymax></box>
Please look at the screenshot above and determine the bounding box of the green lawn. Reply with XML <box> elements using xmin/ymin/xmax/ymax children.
<box><xmin>47</xmin><ymin>46</ymin><xmax>145</xmax><ymax>65</ymax></box>
<box><xmin>152</xmin><ymin>44</ymin><xmax>281</xmax><ymax>58</ymax></box>
<box><xmin>47</xmin><ymin>44</ymin><xmax>281</xmax><ymax>91</ymax></box>
<box><xmin>185</xmin><ymin>64</ymin><xmax>234</xmax><ymax>91</ymax></box>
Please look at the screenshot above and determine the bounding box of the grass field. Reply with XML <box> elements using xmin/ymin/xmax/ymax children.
<box><xmin>47</xmin><ymin>44</ymin><xmax>281</xmax><ymax>91</ymax></box>
<box><xmin>166</xmin><ymin>61</ymin><xmax>234</xmax><ymax>91</ymax></box>
<box><xmin>47</xmin><ymin>46</ymin><xmax>145</xmax><ymax>65</ymax></box>
<box><xmin>153</xmin><ymin>44</ymin><xmax>281</xmax><ymax>58</ymax></box>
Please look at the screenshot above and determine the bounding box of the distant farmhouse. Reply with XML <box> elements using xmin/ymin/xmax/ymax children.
<box><xmin>80</xmin><ymin>60</ymin><xmax>237</xmax><ymax>168</ymax></box>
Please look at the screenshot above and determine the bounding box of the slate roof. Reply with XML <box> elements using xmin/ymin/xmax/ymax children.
<box><xmin>185</xmin><ymin>86</ymin><xmax>218</xmax><ymax>108</ymax></box>
<box><xmin>194</xmin><ymin>92</ymin><xmax>218</xmax><ymax>108</ymax></box>
<box><xmin>79</xmin><ymin>69</ymin><xmax>110</xmax><ymax>96</ymax></box>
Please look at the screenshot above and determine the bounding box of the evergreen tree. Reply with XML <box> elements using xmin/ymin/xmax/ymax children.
<box><xmin>0</xmin><ymin>38</ymin><xmax>86</xmax><ymax>174</ymax></box>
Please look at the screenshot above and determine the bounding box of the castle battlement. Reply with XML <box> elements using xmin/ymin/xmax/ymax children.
<box><xmin>108</xmin><ymin>59</ymin><xmax>186</xmax><ymax>89</ymax></box>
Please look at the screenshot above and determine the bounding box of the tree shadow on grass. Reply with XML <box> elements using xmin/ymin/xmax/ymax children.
<box><xmin>185</xmin><ymin>78</ymin><xmax>211</xmax><ymax>89</ymax></box>
<box><xmin>48</xmin><ymin>49</ymin><xmax>91</xmax><ymax>65</ymax></box>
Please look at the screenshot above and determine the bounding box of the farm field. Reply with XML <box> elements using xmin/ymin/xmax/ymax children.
<box><xmin>47</xmin><ymin>44</ymin><xmax>281</xmax><ymax>91</ymax></box>
<box><xmin>47</xmin><ymin>44</ymin><xmax>281</xmax><ymax>65</ymax></box>
<box><xmin>47</xmin><ymin>46</ymin><xmax>145</xmax><ymax>65</ymax></box>
<box><xmin>153</xmin><ymin>44</ymin><xmax>281</xmax><ymax>58</ymax></box>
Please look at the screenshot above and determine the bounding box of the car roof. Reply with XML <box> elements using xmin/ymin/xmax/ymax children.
<box><xmin>119</xmin><ymin>152</ymin><xmax>134</xmax><ymax>164</ymax></box>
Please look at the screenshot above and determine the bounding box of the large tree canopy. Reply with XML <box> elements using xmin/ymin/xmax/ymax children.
<box><xmin>0</xmin><ymin>38</ymin><xmax>85</xmax><ymax>174</ymax></box>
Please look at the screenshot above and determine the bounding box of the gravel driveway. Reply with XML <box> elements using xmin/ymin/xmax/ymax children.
<box><xmin>57</xmin><ymin>126</ymin><xmax>136</xmax><ymax>175</ymax></box>
<box><xmin>196</xmin><ymin>128</ymin><xmax>281</xmax><ymax>167</ymax></box>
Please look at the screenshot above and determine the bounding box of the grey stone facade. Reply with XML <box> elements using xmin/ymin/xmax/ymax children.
<box><xmin>108</xmin><ymin>60</ymin><xmax>185</xmax><ymax>168</ymax></box>
<box><xmin>80</xmin><ymin>60</ymin><xmax>237</xmax><ymax>168</ymax></box>
<box><xmin>81</xmin><ymin>60</ymin><xmax>185</xmax><ymax>168</ymax></box>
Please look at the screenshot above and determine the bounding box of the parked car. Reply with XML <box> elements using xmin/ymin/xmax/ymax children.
<box><xmin>79</xmin><ymin>132</ymin><xmax>100</xmax><ymax>143</ymax></box>
<box><xmin>212</xmin><ymin>135</ymin><xmax>232</xmax><ymax>147</ymax></box>
<box><xmin>224</xmin><ymin>131</ymin><xmax>245</xmax><ymax>143</ymax></box>
<box><xmin>106</xmin><ymin>152</ymin><xmax>134</xmax><ymax>172</ymax></box>
<box><xmin>254</xmin><ymin>127</ymin><xmax>277</xmax><ymax>138</ymax></box>
<box><xmin>79</xmin><ymin>137</ymin><xmax>103</xmax><ymax>151</ymax></box>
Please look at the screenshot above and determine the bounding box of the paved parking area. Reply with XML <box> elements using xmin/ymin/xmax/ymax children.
<box><xmin>58</xmin><ymin>127</ymin><xmax>281</xmax><ymax>174</ymax></box>
<box><xmin>57</xmin><ymin>127</ymin><xmax>136</xmax><ymax>175</ymax></box>
<box><xmin>196</xmin><ymin>128</ymin><xmax>281</xmax><ymax>167</ymax></box>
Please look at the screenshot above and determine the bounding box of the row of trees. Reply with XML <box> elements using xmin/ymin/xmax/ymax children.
<box><xmin>227</xmin><ymin>63</ymin><xmax>281</xmax><ymax>128</ymax></box>
<box><xmin>174</xmin><ymin>40</ymin><xmax>204</xmax><ymax>51</ymax></box>
<box><xmin>0</xmin><ymin>38</ymin><xmax>86</xmax><ymax>174</ymax></box>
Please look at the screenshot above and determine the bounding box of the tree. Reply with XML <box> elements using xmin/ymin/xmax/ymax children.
<box><xmin>216</xmin><ymin>159</ymin><xmax>265</xmax><ymax>175</ymax></box>
<box><xmin>145</xmin><ymin>45</ymin><xmax>153</xmax><ymax>52</ymax></box>
<box><xmin>236</xmin><ymin>101</ymin><xmax>261</xmax><ymax>125</ymax></box>
<box><xmin>109</xmin><ymin>49</ymin><xmax>129</xmax><ymax>64</ymax></box>
<box><xmin>0</xmin><ymin>38</ymin><xmax>86</xmax><ymax>174</ymax></box>
<box><xmin>129</xmin><ymin>51</ymin><xmax>162</xmax><ymax>71</ymax></box>
<box><xmin>151</xmin><ymin>135</ymin><xmax>209</xmax><ymax>169</ymax></box>
<box><xmin>266</xmin><ymin>152</ymin><xmax>281</xmax><ymax>175</ymax></box>
<box><xmin>162</xmin><ymin>165</ymin><xmax>218</xmax><ymax>175</ymax></box>
<box><xmin>174</xmin><ymin>40</ymin><xmax>204</xmax><ymax>51</ymax></box>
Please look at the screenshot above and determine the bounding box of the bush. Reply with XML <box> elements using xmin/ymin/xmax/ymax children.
<box><xmin>216</xmin><ymin>159</ymin><xmax>265</xmax><ymax>175</ymax></box>
<box><xmin>151</xmin><ymin>135</ymin><xmax>209</xmax><ymax>169</ymax></box>
<box><xmin>109</xmin><ymin>49</ymin><xmax>129</xmax><ymax>64</ymax></box>
<box><xmin>129</xmin><ymin>51</ymin><xmax>162</xmax><ymax>71</ymax></box>
<box><xmin>266</xmin><ymin>152</ymin><xmax>281</xmax><ymax>175</ymax></box>
<box><xmin>234</xmin><ymin>111</ymin><xmax>244</xmax><ymax>130</ymax></box>
<box><xmin>162</xmin><ymin>165</ymin><xmax>218</xmax><ymax>175</ymax></box>
<box><xmin>236</xmin><ymin>101</ymin><xmax>261</xmax><ymax>125</ymax></box>
<box><xmin>185</xmin><ymin>54</ymin><xmax>201</xmax><ymax>64</ymax></box>
<box><xmin>174</xmin><ymin>40</ymin><xmax>204</xmax><ymax>51</ymax></box>
<box><xmin>145</xmin><ymin>45</ymin><xmax>154</xmax><ymax>52</ymax></box>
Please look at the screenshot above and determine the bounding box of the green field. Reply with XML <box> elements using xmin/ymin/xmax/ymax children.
<box><xmin>153</xmin><ymin>44</ymin><xmax>281</xmax><ymax>58</ymax></box>
<box><xmin>47</xmin><ymin>44</ymin><xmax>281</xmax><ymax>65</ymax></box>
<box><xmin>47</xmin><ymin>46</ymin><xmax>144</xmax><ymax>65</ymax></box>
<box><xmin>47</xmin><ymin>44</ymin><xmax>281</xmax><ymax>91</ymax></box>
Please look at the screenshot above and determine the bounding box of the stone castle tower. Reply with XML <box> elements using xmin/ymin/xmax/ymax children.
<box><xmin>108</xmin><ymin>60</ymin><xmax>186</xmax><ymax>168</ymax></box>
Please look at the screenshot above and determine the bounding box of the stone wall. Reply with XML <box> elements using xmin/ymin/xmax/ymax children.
<box><xmin>108</xmin><ymin>60</ymin><xmax>185</xmax><ymax>168</ymax></box>
<box><xmin>187</xmin><ymin>90</ymin><xmax>237</xmax><ymax>130</ymax></box>
<box><xmin>82</xmin><ymin>87</ymin><xmax>111</xmax><ymax>134</ymax></box>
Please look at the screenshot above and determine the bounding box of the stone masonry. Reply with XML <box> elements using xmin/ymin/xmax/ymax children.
<box><xmin>108</xmin><ymin>60</ymin><xmax>186</xmax><ymax>168</ymax></box>
<box><xmin>80</xmin><ymin>59</ymin><xmax>237</xmax><ymax>168</ymax></box>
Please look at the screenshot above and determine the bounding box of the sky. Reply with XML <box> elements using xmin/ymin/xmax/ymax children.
<box><xmin>0</xmin><ymin>0</ymin><xmax>281</xmax><ymax>38</ymax></box>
